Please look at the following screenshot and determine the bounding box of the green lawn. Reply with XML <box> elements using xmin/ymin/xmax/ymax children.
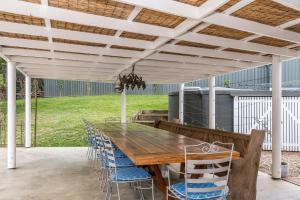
<box><xmin>9</xmin><ymin>95</ymin><xmax>168</xmax><ymax>146</ymax></box>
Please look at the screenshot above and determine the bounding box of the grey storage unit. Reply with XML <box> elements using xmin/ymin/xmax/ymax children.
<box><xmin>168</xmin><ymin>88</ymin><xmax>300</xmax><ymax>132</ymax></box>
<box><xmin>169</xmin><ymin>89</ymin><xmax>234</xmax><ymax>131</ymax></box>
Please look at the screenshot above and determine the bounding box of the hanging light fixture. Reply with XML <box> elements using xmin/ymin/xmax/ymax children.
<box><xmin>114</xmin><ymin>64</ymin><xmax>146</xmax><ymax>93</ymax></box>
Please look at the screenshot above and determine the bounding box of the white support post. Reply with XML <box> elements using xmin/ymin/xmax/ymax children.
<box><xmin>209</xmin><ymin>75</ymin><xmax>216</xmax><ymax>129</ymax></box>
<box><xmin>121</xmin><ymin>88</ymin><xmax>126</xmax><ymax>123</ymax></box>
<box><xmin>179</xmin><ymin>83</ymin><xmax>184</xmax><ymax>124</ymax></box>
<box><xmin>272</xmin><ymin>55</ymin><xmax>282</xmax><ymax>179</ymax></box>
<box><xmin>25</xmin><ymin>75</ymin><xmax>31</xmax><ymax>148</ymax></box>
<box><xmin>7</xmin><ymin>61</ymin><xmax>16</xmax><ymax>169</ymax></box>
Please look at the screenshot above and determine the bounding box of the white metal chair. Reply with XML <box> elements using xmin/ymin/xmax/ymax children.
<box><xmin>167</xmin><ymin>142</ymin><xmax>234</xmax><ymax>200</ymax></box>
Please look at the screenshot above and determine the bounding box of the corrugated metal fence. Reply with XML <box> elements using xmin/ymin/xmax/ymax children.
<box><xmin>234</xmin><ymin>96</ymin><xmax>300</xmax><ymax>151</ymax></box>
<box><xmin>43</xmin><ymin>81</ymin><xmax>179</xmax><ymax>97</ymax></box>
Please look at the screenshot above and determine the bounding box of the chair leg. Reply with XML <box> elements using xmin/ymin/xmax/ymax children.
<box><xmin>137</xmin><ymin>181</ymin><xmax>145</xmax><ymax>200</ymax></box>
<box><xmin>101</xmin><ymin>169</ymin><xmax>108</xmax><ymax>192</ymax></box>
<box><xmin>106</xmin><ymin>181</ymin><xmax>112</xmax><ymax>200</ymax></box>
<box><xmin>116</xmin><ymin>182</ymin><xmax>121</xmax><ymax>200</ymax></box>
<box><xmin>151</xmin><ymin>179</ymin><xmax>155</xmax><ymax>200</ymax></box>
<box><xmin>166</xmin><ymin>187</ymin><xmax>169</xmax><ymax>200</ymax></box>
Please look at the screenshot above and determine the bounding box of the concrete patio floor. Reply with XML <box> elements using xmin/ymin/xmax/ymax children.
<box><xmin>0</xmin><ymin>147</ymin><xmax>300</xmax><ymax>200</ymax></box>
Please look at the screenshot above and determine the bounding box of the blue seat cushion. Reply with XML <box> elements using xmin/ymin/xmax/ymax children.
<box><xmin>170</xmin><ymin>182</ymin><xmax>224</xmax><ymax>200</ymax></box>
<box><xmin>105</xmin><ymin>157</ymin><xmax>134</xmax><ymax>168</ymax></box>
<box><xmin>111</xmin><ymin>167</ymin><xmax>151</xmax><ymax>181</ymax></box>
<box><xmin>108</xmin><ymin>150</ymin><xmax>127</xmax><ymax>158</ymax></box>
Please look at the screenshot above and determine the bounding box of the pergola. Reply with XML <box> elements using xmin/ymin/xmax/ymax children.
<box><xmin>0</xmin><ymin>0</ymin><xmax>299</xmax><ymax>180</ymax></box>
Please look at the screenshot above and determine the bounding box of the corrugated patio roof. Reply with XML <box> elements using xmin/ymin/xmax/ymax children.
<box><xmin>0</xmin><ymin>0</ymin><xmax>299</xmax><ymax>84</ymax></box>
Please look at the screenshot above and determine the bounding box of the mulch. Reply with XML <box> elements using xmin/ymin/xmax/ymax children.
<box><xmin>259</xmin><ymin>151</ymin><xmax>300</xmax><ymax>185</ymax></box>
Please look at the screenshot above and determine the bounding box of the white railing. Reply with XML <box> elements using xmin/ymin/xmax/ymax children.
<box><xmin>234</xmin><ymin>96</ymin><xmax>300</xmax><ymax>151</ymax></box>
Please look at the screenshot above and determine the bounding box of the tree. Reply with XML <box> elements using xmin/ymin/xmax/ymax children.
<box><xmin>57</xmin><ymin>80</ymin><xmax>64</xmax><ymax>96</ymax></box>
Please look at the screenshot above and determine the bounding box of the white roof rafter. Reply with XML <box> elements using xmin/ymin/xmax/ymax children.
<box><xmin>203</xmin><ymin>13</ymin><xmax>300</xmax><ymax>44</ymax></box>
<box><xmin>0</xmin><ymin>0</ymin><xmax>299</xmax><ymax>84</ymax></box>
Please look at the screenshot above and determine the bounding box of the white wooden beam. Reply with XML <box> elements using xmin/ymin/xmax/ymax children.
<box><xmin>3</xmin><ymin>48</ymin><xmax>133</xmax><ymax>64</ymax></box>
<box><xmin>137</xmin><ymin>60</ymin><xmax>231</xmax><ymax>69</ymax></box>
<box><xmin>203</xmin><ymin>13</ymin><xmax>300</xmax><ymax>44</ymax></box>
<box><xmin>0</xmin><ymin>21</ymin><xmax>152</xmax><ymax>49</ymax></box>
<box><xmin>11</xmin><ymin>56</ymin><xmax>124</xmax><ymax>69</ymax></box>
<box><xmin>273</xmin><ymin>0</ymin><xmax>300</xmax><ymax>11</ymax></box>
<box><xmin>147</xmin><ymin>53</ymin><xmax>263</xmax><ymax>68</ymax></box>
<box><xmin>115</xmin><ymin>0</ymin><xmax>233</xmax><ymax>76</ymax></box>
<box><xmin>116</xmin><ymin>0</ymin><xmax>199</xmax><ymax>19</ymax></box>
<box><xmin>179</xmin><ymin>32</ymin><xmax>299</xmax><ymax>57</ymax></box>
<box><xmin>106</xmin><ymin>6</ymin><xmax>142</xmax><ymax>49</ymax></box>
<box><xmin>0</xmin><ymin>0</ymin><xmax>173</xmax><ymax>38</ymax></box>
<box><xmin>41</xmin><ymin>0</ymin><xmax>53</xmax><ymax>53</ymax></box>
<box><xmin>0</xmin><ymin>46</ymin><xmax>10</xmax><ymax>62</ymax></box>
<box><xmin>12</xmin><ymin>55</ymin><xmax>236</xmax><ymax>74</ymax></box>
<box><xmin>18</xmin><ymin>60</ymin><xmax>218</xmax><ymax>77</ymax></box>
<box><xmin>190</xmin><ymin>0</ymin><xmax>254</xmax><ymax>33</ymax></box>
<box><xmin>159</xmin><ymin>44</ymin><xmax>272</xmax><ymax>63</ymax></box>
<box><xmin>0</xmin><ymin>37</ymin><xmax>144</xmax><ymax>58</ymax></box>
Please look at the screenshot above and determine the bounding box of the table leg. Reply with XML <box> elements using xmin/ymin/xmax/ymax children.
<box><xmin>149</xmin><ymin>165</ymin><xmax>175</xmax><ymax>200</ymax></box>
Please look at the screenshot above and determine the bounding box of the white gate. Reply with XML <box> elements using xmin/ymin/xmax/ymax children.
<box><xmin>233</xmin><ymin>96</ymin><xmax>300</xmax><ymax>151</ymax></box>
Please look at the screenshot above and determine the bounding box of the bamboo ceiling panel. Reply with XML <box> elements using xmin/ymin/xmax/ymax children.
<box><xmin>120</xmin><ymin>32</ymin><xmax>158</xmax><ymax>41</ymax></box>
<box><xmin>133</xmin><ymin>8</ymin><xmax>185</xmax><ymax>28</ymax></box>
<box><xmin>286</xmin><ymin>24</ymin><xmax>300</xmax><ymax>33</ymax></box>
<box><xmin>232</xmin><ymin>0</ymin><xmax>300</xmax><ymax>26</ymax></box>
<box><xmin>53</xmin><ymin>38</ymin><xmax>107</xmax><ymax>47</ymax></box>
<box><xmin>51</xmin><ymin>20</ymin><xmax>117</xmax><ymax>35</ymax></box>
<box><xmin>249</xmin><ymin>36</ymin><xmax>294</xmax><ymax>47</ymax></box>
<box><xmin>176</xmin><ymin>0</ymin><xmax>206</xmax><ymax>7</ymax></box>
<box><xmin>2</xmin><ymin>46</ymin><xmax>50</xmax><ymax>52</ymax></box>
<box><xmin>217</xmin><ymin>0</ymin><xmax>241</xmax><ymax>12</ymax></box>
<box><xmin>223</xmin><ymin>48</ymin><xmax>259</xmax><ymax>55</ymax></box>
<box><xmin>103</xmin><ymin>55</ymin><xmax>132</xmax><ymax>59</ymax></box>
<box><xmin>0</xmin><ymin>12</ymin><xmax>45</xmax><ymax>26</ymax></box>
<box><xmin>110</xmin><ymin>45</ymin><xmax>144</xmax><ymax>51</ymax></box>
<box><xmin>291</xmin><ymin>46</ymin><xmax>300</xmax><ymax>51</ymax></box>
<box><xmin>160</xmin><ymin>51</ymin><xmax>198</xmax><ymax>57</ymax></box>
<box><xmin>175</xmin><ymin>0</ymin><xmax>240</xmax><ymax>12</ymax></box>
<box><xmin>199</xmin><ymin>24</ymin><xmax>253</xmax><ymax>40</ymax></box>
<box><xmin>0</xmin><ymin>32</ymin><xmax>48</xmax><ymax>41</ymax></box>
<box><xmin>176</xmin><ymin>40</ymin><xmax>219</xmax><ymax>49</ymax></box>
<box><xmin>54</xmin><ymin>50</ymin><xmax>99</xmax><ymax>56</ymax></box>
<box><xmin>21</xmin><ymin>0</ymin><xmax>41</xmax><ymax>4</ymax></box>
<box><xmin>48</xmin><ymin>0</ymin><xmax>134</xmax><ymax>19</ymax></box>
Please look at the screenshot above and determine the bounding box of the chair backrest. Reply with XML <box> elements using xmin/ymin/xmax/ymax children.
<box><xmin>101</xmin><ymin>134</ymin><xmax>117</xmax><ymax>168</ymax></box>
<box><xmin>184</xmin><ymin>141</ymin><xmax>234</xmax><ymax>197</ymax></box>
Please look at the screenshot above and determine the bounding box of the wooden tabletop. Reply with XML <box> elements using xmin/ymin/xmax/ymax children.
<box><xmin>94</xmin><ymin>123</ymin><xmax>240</xmax><ymax>165</ymax></box>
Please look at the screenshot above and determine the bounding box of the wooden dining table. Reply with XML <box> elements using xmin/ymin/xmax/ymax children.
<box><xmin>94</xmin><ymin>122</ymin><xmax>240</xmax><ymax>198</ymax></box>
